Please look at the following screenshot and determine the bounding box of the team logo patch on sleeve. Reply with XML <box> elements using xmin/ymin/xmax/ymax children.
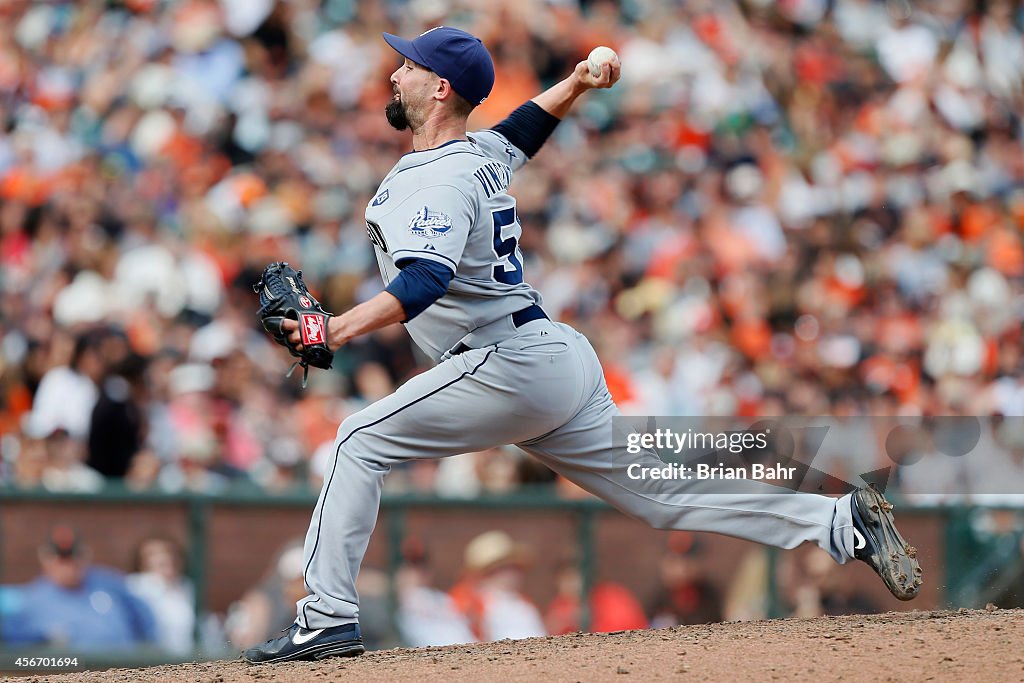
<box><xmin>503</xmin><ymin>139</ymin><xmax>516</xmax><ymax>163</ymax></box>
<box><xmin>371</xmin><ymin>189</ymin><xmax>389</xmax><ymax>206</ymax></box>
<box><xmin>408</xmin><ymin>206</ymin><xmax>453</xmax><ymax>239</ymax></box>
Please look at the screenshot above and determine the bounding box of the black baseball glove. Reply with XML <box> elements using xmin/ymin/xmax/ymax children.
<box><xmin>254</xmin><ymin>262</ymin><xmax>334</xmax><ymax>385</ymax></box>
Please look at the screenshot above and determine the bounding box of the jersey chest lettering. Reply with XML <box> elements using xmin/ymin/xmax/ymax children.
<box><xmin>366</xmin><ymin>220</ymin><xmax>388</xmax><ymax>251</ymax></box>
<box><xmin>473</xmin><ymin>161</ymin><xmax>512</xmax><ymax>198</ymax></box>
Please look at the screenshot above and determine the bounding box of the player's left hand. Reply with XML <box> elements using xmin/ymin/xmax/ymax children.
<box><xmin>281</xmin><ymin>317</ymin><xmax>337</xmax><ymax>353</ymax></box>
<box><xmin>282</xmin><ymin>317</ymin><xmax>303</xmax><ymax>351</ymax></box>
<box><xmin>574</xmin><ymin>58</ymin><xmax>621</xmax><ymax>90</ymax></box>
<box><xmin>254</xmin><ymin>261</ymin><xmax>336</xmax><ymax>386</ymax></box>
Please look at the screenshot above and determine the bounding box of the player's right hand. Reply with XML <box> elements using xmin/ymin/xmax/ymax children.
<box><xmin>574</xmin><ymin>58</ymin><xmax>620</xmax><ymax>90</ymax></box>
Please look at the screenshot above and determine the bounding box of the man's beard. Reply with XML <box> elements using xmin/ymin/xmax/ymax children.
<box><xmin>385</xmin><ymin>98</ymin><xmax>410</xmax><ymax>131</ymax></box>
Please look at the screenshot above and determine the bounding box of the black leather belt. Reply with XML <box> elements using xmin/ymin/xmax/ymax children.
<box><xmin>511</xmin><ymin>304</ymin><xmax>548</xmax><ymax>328</ymax></box>
<box><xmin>450</xmin><ymin>305</ymin><xmax>548</xmax><ymax>355</ymax></box>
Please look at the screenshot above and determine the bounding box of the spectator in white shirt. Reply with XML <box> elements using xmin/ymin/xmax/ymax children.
<box><xmin>26</xmin><ymin>330</ymin><xmax>106</xmax><ymax>441</ymax></box>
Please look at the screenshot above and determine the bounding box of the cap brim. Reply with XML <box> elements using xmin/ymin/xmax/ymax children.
<box><xmin>382</xmin><ymin>32</ymin><xmax>428</xmax><ymax>68</ymax></box>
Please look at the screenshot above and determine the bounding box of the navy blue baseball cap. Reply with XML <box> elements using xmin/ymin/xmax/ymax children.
<box><xmin>382</xmin><ymin>26</ymin><xmax>495</xmax><ymax>106</ymax></box>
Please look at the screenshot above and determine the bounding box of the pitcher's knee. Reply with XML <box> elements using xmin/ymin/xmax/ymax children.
<box><xmin>336</xmin><ymin>414</ymin><xmax>360</xmax><ymax>443</ymax></box>
<box><xmin>335</xmin><ymin>417</ymin><xmax>390</xmax><ymax>469</ymax></box>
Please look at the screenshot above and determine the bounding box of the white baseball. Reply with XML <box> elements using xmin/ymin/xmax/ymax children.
<box><xmin>587</xmin><ymin>46</ymin><xmax>619</xmax><ymax>78</ymax></box>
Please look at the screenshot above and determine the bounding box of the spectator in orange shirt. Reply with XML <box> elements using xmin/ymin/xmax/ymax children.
<box><xmin>449</xmin><ymin>531</ymin><xmax>546</xmax><ymax>642</ymax></box>
<box><xmin>545</xmin><ymin>559</ymin><xmax>648</xmax><ymax>635</ymax></box>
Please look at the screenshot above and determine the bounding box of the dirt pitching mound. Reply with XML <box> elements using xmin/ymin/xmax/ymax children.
<box><xmin>20</xmin><ymin>608</ymin><xmax>1024</xmax><ymax>683</ymax></box>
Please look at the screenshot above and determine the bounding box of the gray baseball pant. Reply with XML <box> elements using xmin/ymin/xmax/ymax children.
<box><xmin>296</xmin><ymin>318</ymin><xmax>855</xmax><ymax>628</ymax></box>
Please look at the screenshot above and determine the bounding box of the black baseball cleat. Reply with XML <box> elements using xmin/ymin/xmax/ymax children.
<box><xmin>851</xmin><ymin>484</ymin><xmax>923</xmax><ymax>601</ymax></box>
<box><xmin>243</xmin><ymin>622</ymin><xmax>365</xmax><ymax>664</ymax></box>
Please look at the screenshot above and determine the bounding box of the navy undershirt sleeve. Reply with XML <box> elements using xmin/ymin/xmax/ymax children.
<box><xmin>490</xmin><ymin>101</ymin><xmax>560</xmax><ymax>158</ymax></box>
<box><xmin>385</xmin><ymin>258</ymin><xmax>454</xmax><ymax>321</ymax></box>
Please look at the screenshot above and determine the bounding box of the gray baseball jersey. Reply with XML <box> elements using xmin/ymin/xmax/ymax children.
<box><xmin>294</xmin><ymin>129</ymin><xmax>858</xmax><ymax>631</ymax></box>
<box><xmin>364</xmin><ymin>131</ymin><xmax>541</xmax><ymax>360</ymax></box>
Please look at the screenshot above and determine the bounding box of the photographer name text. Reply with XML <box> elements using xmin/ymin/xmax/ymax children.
<box><xmin>626</xmin><ymin>463</ymin><xmax>796</xmax><ymax>481</ymax></box>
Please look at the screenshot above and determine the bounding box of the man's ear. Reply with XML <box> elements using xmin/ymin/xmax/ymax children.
<box><xmin>435</xmin><ymin>77</ymin><xmax>454</xmax><ymax>103</ymax></box>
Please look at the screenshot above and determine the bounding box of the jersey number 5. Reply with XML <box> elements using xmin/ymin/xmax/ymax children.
<box><xmin>491</xmin><ymin>207</ymin><xmax>524</xmax><ymax>285</ymax></box>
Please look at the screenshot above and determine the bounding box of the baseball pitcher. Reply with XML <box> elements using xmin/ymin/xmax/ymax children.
<box><xmin>245</xmin><ymin>26</ymin><xmax>921</xmax><ymax>664</ymax></box>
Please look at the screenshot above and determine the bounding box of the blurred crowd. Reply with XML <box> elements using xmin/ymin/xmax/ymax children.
<box><xmin>2</xmin><ymin>524</ymin><xmax>887</xmax><ymax>655</ymax></box>
<box><xmin>1</xmin><ymin>0</ymin><xmax>1023</xmax><ymax>497</ymax></box>
<box><xmin>0</xmin><ymin>525</ymin><xmax>200</xmax><ymax>656</ymax></box>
